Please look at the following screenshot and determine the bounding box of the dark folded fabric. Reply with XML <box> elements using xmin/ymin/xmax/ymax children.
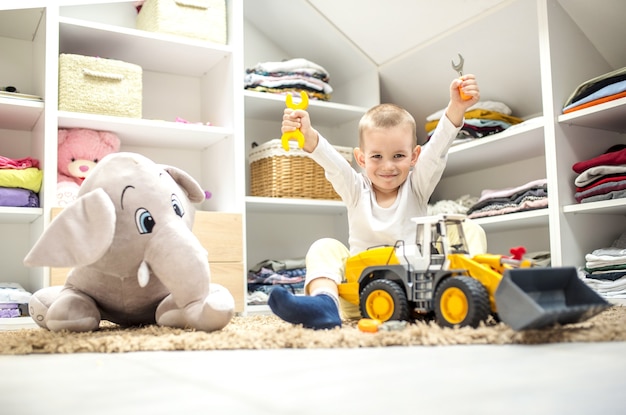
<box><xmin>564</xmin><ymin>67</ymin><xmax>626</xmax><ymax>107</ymax></box>
<box><xmin>467</xmin><ymin>185</ymin><xmax>547</xmax><ymax>215</ymax></box>
<box><xmin>584</xmin><ymin>271</ymin><xmax>626</xmax><ymax>282</ymax></box>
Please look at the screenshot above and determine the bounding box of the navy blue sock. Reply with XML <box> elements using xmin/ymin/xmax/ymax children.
<box><xmin>268</xmin><ymin>286</ymin><xmax>341</xmax><ymax>330</ymax></box>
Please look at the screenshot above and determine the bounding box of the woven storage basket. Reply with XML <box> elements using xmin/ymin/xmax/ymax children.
<box><xmin>58</xmin><ymin>54</ymin><xmax>142</xmax><ymax>118</ymax></box>
<box><xmin>136</xmin><ymin>0</ymin><xmax>227</xmax><ymax>44</ymax></box>
<box><xmin>249</xmin><ymin>139</ymin><xmax>353</xmax><ymax>200</ymax></box>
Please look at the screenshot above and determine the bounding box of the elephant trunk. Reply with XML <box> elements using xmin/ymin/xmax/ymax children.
<box><xmin>144</xmin><ymin>222</ymin><xmax>210</xmax><ymax>309</ymax></box>
<box><xmin>146</xmin><ymin>221</ymin><xmax>234</xmax><ymax>331</ymax></box>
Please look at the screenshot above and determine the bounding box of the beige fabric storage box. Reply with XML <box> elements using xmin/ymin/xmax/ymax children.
<box><xmin>249</xmin><ymin>139</ymin><xmax>353</xmax><ymax>200</ymax></box>
<box><xmin>136</xmin><ymin>0</ymin><xmax>227</xmax><ymax>44</ymax></box>
<box><xmin>58</xmin><ymin>54</ymin><xmax>142</xmax><ymax>118</ymax></box>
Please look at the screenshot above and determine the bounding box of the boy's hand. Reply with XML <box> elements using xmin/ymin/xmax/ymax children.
<box><xmin>282</xmin><ymin>108</ymin><xmax>319</xmax><ymax>153</ymax></box>
<box><xmin>452</xmin><ymin>74</ymin><xmax>479</xmax><ymax>106</ymax></box>
<box><xmin>445</xmin><ymin>74</ymin><xmax>480</xmax><ymax>127</ymax></box>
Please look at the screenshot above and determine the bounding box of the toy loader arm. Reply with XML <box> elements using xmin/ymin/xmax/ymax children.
<box><xmin>448</xmin><ymin>253</ymin><xmax>609</xmax><ymax>330</ymax></box>
<box><xmin>447</xmin><ymin>253</ymin><xmax>504</xmax><ymax>312</ymax></box>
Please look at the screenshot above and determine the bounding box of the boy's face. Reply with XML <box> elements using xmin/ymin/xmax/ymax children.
<box><xmin>354</xmin><ymin>124</ymin><xmax>420</xmax><ymax>196</ymax></box>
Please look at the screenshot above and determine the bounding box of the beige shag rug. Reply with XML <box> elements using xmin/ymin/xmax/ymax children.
<box><xmin>2</xmin><ymin>306</ymin><xmax>625</xmax><ymax>355</ymax></box>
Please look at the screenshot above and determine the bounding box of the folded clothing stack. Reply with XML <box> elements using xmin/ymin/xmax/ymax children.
<box><xmin>0</xmin><ymin>155</ymin><xmax>41</xmax><ymax>207</ymax></box>
<box><xmin>245</xmin><ymin>58</ymin><xmax>333</xmax><ymax>101</ymax></box>
<box><xmin>0</xmin><ymin>283</ymin><xmax>32</xmax><ymax>318</ymax></box>
<box><xmin>424</xmin><ymin>100</ymin><xmax>523</xmax><ymax>145</ymax></box>
<box><xmin>247</xmin><ymin>257</ymin><xmax>306</xmax><ymax>304</ymax></box>
<box><xmin>579</xmin><ymin>232</ymin><xmax>626</xmax><ymax>301</ymax></box>
<box><xmin>572</xmin><ymin>144</ymin><xmax>626</xmax><ymax>203</ymax></box>
<box><xmin>466</xmin><ymin>178</ymin><xmax>548</xmax><ymax>219</ymax></box>
<box><xmin>427</xmin><ymin>194</ymin><xmax>479</xmax><ymax>216</ymax></box>
<box><xmin>563</xmin><ymin>67</ymin><xmax>626</xmax><ymax>114</ymax></box>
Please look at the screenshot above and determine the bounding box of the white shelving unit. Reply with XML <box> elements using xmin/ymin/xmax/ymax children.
<box><xmin>1</xmin><ymin>0</ymin><xmax>624</xmax><ymax>320</ymax></box>
<box><xmin>541</xmin><ymin>0</ymin><xmax>626</xmax><ymax>268</ymax></box>
<box><xmin>242</xmin><ymin>0</ymin><xmax>625</xmax><ymax>280</ymax></box>
<box><xmin>0</xmin><ymin>5</ymin><xmax>48</xmax><ymax>301</ymax></box>
<box><xmin>0</xmin><ymin>1</ymin><xmax>246</xmax><ymax>324</ymax></box>
<box><xmin>405</xmin><ymin>0</ymin><xmax>624</xmax><ymax>267</ymax></box>
<box><xmin>57</xmin><ymin>3</ymin><xmax>243</xmax><ymax>212</ymax></box>
<box><xmin>242</xmin><ymin>0</ymin><xmax>379</xmax><ymax>268</ymax></box>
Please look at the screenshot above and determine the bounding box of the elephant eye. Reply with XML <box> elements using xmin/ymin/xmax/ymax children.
<box><xmin>171</xmin><ymin>194</ymin><xmax>184</xmax><ymax>218</ymax></box>
<box><xmin>135</xmin><ymin>208</ymin><xmax>155</xmax><ymax>234</ymax></box>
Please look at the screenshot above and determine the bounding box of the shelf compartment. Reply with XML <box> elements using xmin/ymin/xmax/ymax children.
<box><xmin>558</xmin><ymin>96</ymin><xmax>626</xmax><ymax>133</ymax></box>
<box><xmin>59</xmin><ymin>16</ymin><xmax>231</xmax><ymax>77</ymax></box>
<box><xmin>58</xmin><ymin>111</ymin><xmax>233</xmax><ymax>150</ymax></box>
<box><xmin>0</xmin><ymin>98</ymin><xmax>44</xmax><ymax>131</ymax></box>
<box><xmin>444</xmin><ymin>119</ymin><xmax>545</xmax><ymax>177</ymax></box>
<box><xmin>243</xmin><ymin>0</ymin><xmax>379</xmax><ymax>108</ymax></box>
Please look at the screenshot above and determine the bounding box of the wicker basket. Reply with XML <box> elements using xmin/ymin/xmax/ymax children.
<box><xmin>136</xmin><ymin>0</ymin><xmax>227</xmax><ymax>44</ymax></box>
<box><xmin>249</xmin><ymin>139</ymin><xmax>353</xmax><ymax>200</ymax></box>
<box><xmin>58</xmin><ymin>54</ymin><xmax>142</xmax><ymax>118</ymax></box>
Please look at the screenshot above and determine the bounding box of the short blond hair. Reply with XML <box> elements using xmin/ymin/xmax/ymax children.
<box><xmin>358</xmin><ymin>103</ymin><xmax>417</xmax><ymax>147</ymax></box>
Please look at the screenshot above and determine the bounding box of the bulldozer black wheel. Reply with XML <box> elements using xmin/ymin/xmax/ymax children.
<box><xmin>360</xmin><ymin>279</ymin><xmax>409</xmax><ymax>322</ymax></box>
<box><xmin>433</xmin><ymin>276</ymin><xmax>490</xmax><ymax>328</ymax></box>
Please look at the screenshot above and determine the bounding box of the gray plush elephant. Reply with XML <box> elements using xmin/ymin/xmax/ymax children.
<box><xmin>24</xmin><ymin>152</ymin><xmax>235</xmax><ymax>332</ymax></box>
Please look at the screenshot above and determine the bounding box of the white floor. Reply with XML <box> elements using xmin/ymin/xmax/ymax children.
<box><xmin>1</xmin><ymin>341</ymin><xmax>625</xmax><ymax>415</ymax></box>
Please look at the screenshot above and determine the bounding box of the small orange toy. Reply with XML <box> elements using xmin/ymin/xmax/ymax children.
<box><xmin>281</xmin><ymin>91</ymin><xmax>309</xmax><ymax>151</ymax></box>
<box><xmin>451</xmin><ymin>53</ymin><xmax>472</xmax><ymax>101</ymax></box>
<box><xmin>358</xmin><ymin>318</ymin><xmax>382</xmax><ymax>333</ymax></box>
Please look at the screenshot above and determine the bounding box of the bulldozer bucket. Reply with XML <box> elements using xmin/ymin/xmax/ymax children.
<box><xmin>494</xmin><ymin>267</ymin><xmax>610</xmax><ymax>331</ymax></box>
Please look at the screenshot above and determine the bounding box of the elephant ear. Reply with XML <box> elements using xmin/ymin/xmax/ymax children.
<box><xmin>24</xmin><ymin>188</ymin><xmax>116</xmax><ymax>268</ymax></box>
<box><xmin>162</xmin><ymin>165</ymin><xmax>205</xmax><ymax>203</ymax></box>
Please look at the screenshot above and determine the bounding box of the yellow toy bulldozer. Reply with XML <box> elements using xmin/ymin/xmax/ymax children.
<box><xmin>338</xmin><ymin>214</ymin><xmax>609</xmax><ymax>330</ymax></box>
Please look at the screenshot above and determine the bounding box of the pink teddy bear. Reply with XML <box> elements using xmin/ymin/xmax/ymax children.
<box><xmin>57</xmin><ymin>128</ymin><xmax>120</xmax><ymax>206</ymax></box>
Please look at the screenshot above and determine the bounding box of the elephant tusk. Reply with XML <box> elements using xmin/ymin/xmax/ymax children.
<box><xmin>137</xmin><ymin>260</ymin><xmax>150</xmax><ymax>288</ymax></box>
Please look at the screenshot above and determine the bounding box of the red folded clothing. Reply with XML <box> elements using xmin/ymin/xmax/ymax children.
<box><xmin>572</xmin><ymin>145</ymin><xmax>626</xmax><ymax>174</ymax></box>
<box><xmin>576</xmin><ymin>174</ymin><xmax>626</xmax><ymax>192</ymax></box>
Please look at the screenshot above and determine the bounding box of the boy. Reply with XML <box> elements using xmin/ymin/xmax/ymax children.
<box><xmin>269</xmin><ymin>75</ymin><xmax>483</xmax><ymax>329</ymax></box>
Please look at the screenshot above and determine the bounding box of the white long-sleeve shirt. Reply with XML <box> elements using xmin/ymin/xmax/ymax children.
<box><xmin>309</xmin><ymin>115</ymin><xmax>461</xmax><ymax>255</ymax></box>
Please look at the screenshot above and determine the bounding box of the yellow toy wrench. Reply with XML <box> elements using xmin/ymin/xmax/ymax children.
<box><xmin>281</xmin><ymin>91</ymin><xmax>309</xmax><ymax>151</ymax></box>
